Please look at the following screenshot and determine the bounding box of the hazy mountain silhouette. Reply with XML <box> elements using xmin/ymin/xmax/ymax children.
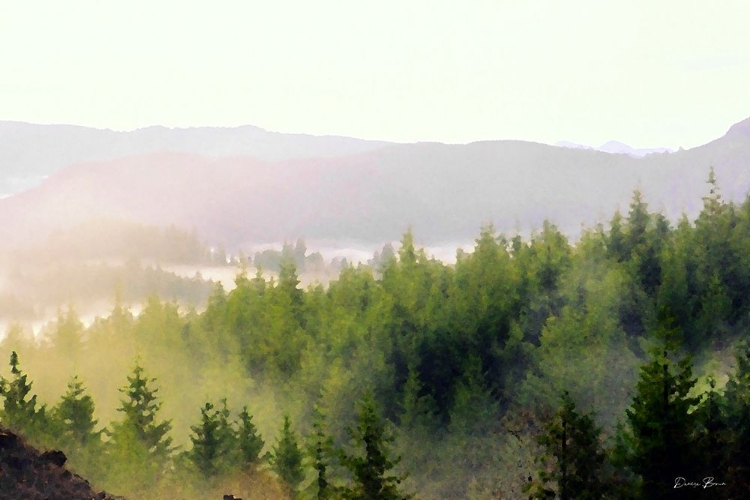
<box><xmin>0</xmin><ymin>121</ymin><xmax>390</xmax><ymax>196</ymax></box>
<box><xmin>555</xmin><ymin>139</ymin><xmax>673</xmax><ymax>157</ymax></box>
<box><xmin>0</xmin><ymin>118</ymin><xmax>748</xmax><ymax>250</ymax></box>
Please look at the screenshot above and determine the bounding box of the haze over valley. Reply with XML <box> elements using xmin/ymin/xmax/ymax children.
<box><xmin>3</xmin><ymin>2</ymin><xmax>750</xmax><ymax>499</ymax></box>
<box><xmin>1</xmin><ymin>116</ymin><xmax>750</xmax><ymax>329</ymax></box>
<box><xmin>3</xmin><ymin>116</ymin><xmax>750</xmax><ymax>247</ymax></box>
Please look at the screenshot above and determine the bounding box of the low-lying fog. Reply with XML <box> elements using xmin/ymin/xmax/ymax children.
<box><xmin>0</xmin><ymin>238</ymin><xmax>478</xmax><ymax>340</ymax></box>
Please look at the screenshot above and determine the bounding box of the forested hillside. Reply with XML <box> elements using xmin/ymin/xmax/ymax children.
<box><xmin>2</xmin><ymin>170</ymin><xmax>750</xmax><ymax>499</ymax></box>
<box><xmin>2</xmin><ymin>117</ymin><xmax>750</xmax><ymax>251</ymax></box>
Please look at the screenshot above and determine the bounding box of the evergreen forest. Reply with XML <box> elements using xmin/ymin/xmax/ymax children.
<box><xmin>2</xmin><ymin>170</ymin><xmax>750</xmax><ymax>499</ymax></box>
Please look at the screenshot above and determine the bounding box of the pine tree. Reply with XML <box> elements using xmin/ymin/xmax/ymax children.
<box><xmin>607</xmin><ymin>210</ymin><xmax>628</xmax><ymax>263</ymax></box>
<box><xmin>270</xmin><ymin>414</ymin><xmax>305</xmax><ymax>498</ymax></box>
<box><xmin>340</xmin><ymin>392</ymin><xmax>412</xmax><ymax>500</ymax></box>
<box><xmin>720</xmin><ymin>342</ymin><xmax>750</xmax><ymax>497</ymax></box>
<box><xmin>188</xmin><ymin>400</ymin><xmax>263</xmax><ymax>479</ymax></box>
<box><xmin>399</xmin><ymin>361</ymin><xmax>438</xmax><ymax>431</ymax></box>
<box><xmin>691</xmin><ymin>377</ymin><xmax>729</xmax><ymax>485</ymax></box>
<box><xmin>308</xmin><ymin>405</ymin><xmax>335</xmax><ymax>500</ymax></box>
<box><xmin>51</xmin><ymin>306</ymin><xmax>85</xmax><ymax>363</ymax></box>
<box><xmin>448</xmin><ymin>355</ymin><xmax>499</xmax><ymax>436</ymax></box>
<box><xmin>525</xmin><ymin>391</ymin><xmax>606</xmax><ymax>500</ymax></box>
<box><xmin>626</xmin><ymin>190</ymin><xmax>650</xmax><ymax>255</ymax></box>
<box><xmin>616</xmin><ymin>345</ymin><xmax>701</xmax><ymax>499</ymax></box>
<box><xmin>0</xmin><ymin>351</ymin><xmax>46</xmax><ymax>438</ymax></box>
<box><xmin>188</xmin><ymin>402</ymin><xmax>225</xmax><ymax>478</ymax></box>
<box><xmin>53</xmin><ymin>375</ymin><xmax>99</xmax><ymax>448</ymax></box>
<box><xmin>111</xmin><ymin>362</ymin><xmax>173</xmax><ymax>460</ymax></box>
<box><xmin>236</xmin><ymin>405</ymin><xmax>264</xmax><ymax>468</ymax></box>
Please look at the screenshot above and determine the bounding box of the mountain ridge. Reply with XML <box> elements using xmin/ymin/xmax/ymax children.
<box><xmin>1</xmin><ymin>116</ymin><xmax>748</xmax><ymax>250</ymax></box>
<box><xmin>0</xmin><ymin>121</ymin><xmax>392</xmax><ymax>196</ymax></box>
<box><xmin>554</xmin><ymin>139</ymin><xmax>673</xmax><ymax>157</ymax></box>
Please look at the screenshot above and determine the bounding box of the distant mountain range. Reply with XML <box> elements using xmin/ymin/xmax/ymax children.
<box><xmin>0</xmin><ymin>117</ymin><xmax>749</xmax><ymax>250</ymax></box>
<box><xmin>554</xmin><ymin>140</ymin><xmax>674</xmax><ymax>157</ymax></box>
<box><xmin>0</xmin><ymin>121</ymin><xmax>389</xmax><ymax>196</ymax></box>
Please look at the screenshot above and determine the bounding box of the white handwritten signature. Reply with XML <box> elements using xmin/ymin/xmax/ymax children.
<box><xmin>674</xmin><ymin>477</ymin><xmax>727</xmax><ymax>489</ymax></box>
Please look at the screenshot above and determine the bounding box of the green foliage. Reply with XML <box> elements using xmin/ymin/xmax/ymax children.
<box><xmin>399</xmin><ymin>361</ymin><xmax>438</xmax><ymax>431</ymax></box>
<box><xmin>185</xmin><ymin>398</ymin><xmax>264</xmax><ymax>482</ymax></box>
<box><xmin>110</xmin><ymin>361</ymin><xmax>174</xmax><ymax>460</ymax></box>
<box><xmin>187</xmin><ymin>401</ymin><xmax>231</xmax><ymax>477</ymax></box>
<box><xmin>5</xmin><ymin>178</ymin><xmax>750</xmax><ymax>499</ymax></box>
<box><xmin>520</xmin><ymin>263</ymin><xmax>640</xmax><ymax>429</ymax></box>
<box><xmin>448</xmin><ymin>355</ymin><xmax>500</xmax><ymax>436</ymax></box>
<box><xmin>48</xmin><ymin>306</ymin><xmax>85</xmax><ymax>363</ymax></box>
<box><xmin>718</xmin><ymin>342</ymin><xmax>750</xmax><ymax>496</ymax></box>
<box><xmin>308</xmin><ymin>405</ymin><xmax>335</xmax><ymax>500</ymax></box>
<box><xmin>525</xmin><ymin>391</ymin><xmax>607</xmax><ymax>500</ymax></box>
<box><xmin>0</xmin><ymin>351</ymin><xmax>47</xmax><ymax>439</ymax></box>
<box><xmin>53</xmin><ymin>375</ymin><xmax>99</xmax><ymax>448</ymax></box>
<box><xmin>271</xmin><ymin>414</ymin><xmax>305</xmax><ymax>496</ymax></box>
<box><xmin>616</xmin><ymin>346</ymin><xmax>701</xmax><ymax>498</ymax></box>
<box><xmin>236</xmin><ymin>404</ymin><xmax>265</xmax><ymax>467</ymax></box>
<box><xmin>339</xmin><ymin>393</ymin><xmax>411</xmax><ymax>500</ymax></box>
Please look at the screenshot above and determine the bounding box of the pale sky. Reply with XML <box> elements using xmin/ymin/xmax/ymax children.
<box><xmin>1</xmin><ymin>1</ymin><xmax>749</xmax><ymax>149</ymax></box>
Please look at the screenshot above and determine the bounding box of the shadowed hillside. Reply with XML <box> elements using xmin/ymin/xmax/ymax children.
<box><xmin>0</xmin><ymin>116</ymin><xmax>748</xmax><ymax>250</ymax></box>
<box><xmin>0</xmin><ymin>121</ymin><xmax>390</xmax><ymax>196</ymax></box>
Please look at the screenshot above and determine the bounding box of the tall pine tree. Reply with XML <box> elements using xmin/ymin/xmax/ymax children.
<box><xmin>187</xmin><ymin>401</ymin><xmax>230</xmax><ymax>478</ymax></box>
<box><xmin>270</xmin><ymin>414</ymin><xmax>305</xmax><ymax>498</ymax></box>
<box><xmin>616</xmin><ymin>345</ymin><xmax>701</xmax><ymax>498</ymax></box>
<box><xmin>340</xmin><ymin>392</ymin><xmax>411</xmax><ymax>500</ymax></box>
<box><xmin>236</xmin><ymin>405</ymin><xmax>265</xmax><ymax>468</ymax></box>
<box><xmin>525</xmin><ymin>391</ymin><xmax>607</xmax><ymax>500</ymax></box>
<box><xmin>110</xmin><ymin>362</ymin><xmax>173</xmax><ymax>460</ymax></box>
<box><xmin>53</xmin><ymin>375</ymin><xmax>99</xmax><ymax>449</ymax></box>
<box><xmin>0</xmin><ymin>351</ymin><xmax>47</xmax><ymax>440</ymax></box>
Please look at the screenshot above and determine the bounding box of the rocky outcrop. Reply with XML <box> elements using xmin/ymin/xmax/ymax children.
<box><xmin>0</xmin><ymin>428</ymin><xmax>123</xmax><ymax>500</ymax></box>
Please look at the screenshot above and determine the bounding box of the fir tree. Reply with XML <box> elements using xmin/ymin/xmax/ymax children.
<box><xmin>111</xmin><ymin>362</ymin><xmax>173</xmax><ymax>459</ymax></box>
<box><xmin>188</xmin><ymin>402</ymin><xmax>222</xmax><ymax>477</ymax></box>
<box><xmin>399</xmin><ymin>361</ymin><xmax>438</xmax><ymax>431</ymax></box>
<box><xmin>308</xmin><ymin>405</ymin><xmax>335</xmax><ymax>500</ymax></box>
<box><xmin>616</xmin><ymin>345</ymin><xmax>701</xmax><ymax>499</ymax></box>
<box><xmin>188</xmin><ymin>399</ymin><xmax>263</xmax><ymax>478</ymax></box>
<box><xmin>53</xmin><ymin>375</ymin><xmax>99</xmax><ymax>448</ymax></box>
<box><xmin>270</xmin><ymin>414</ymin><xmax>305</xmax><ymax>498</ymax></box>
<box><xmin>720</xmin><ymin>342</ymin><xmax>750</xmax><ymax>497</ymax></box>
<box><xmin>340</xmin><ymin>392</ymin><xmax>412</xmax><ymax>500</ymax></box>
<box><xmin>0</xmin><ymin>351</ymin><xmax>46</xmax><ymax>438</ymax></box>
<box><xmin>691</xmin><ymin>377</ymin><xmax>729</xmax><ymax>485</ymax></box>
<box><xmin>525</xmin><ymin>391</ymin><xmax>606</xmax><ymax>500</ymax></box>
<box><xmin>51</xmin><ymin>306</ymin><xmax>85</xmax><ymax>363</ymax></box>
<box><xmin>236</xmin><ymin>405</ymin><xmax>265</xmax><ymax>468</ymax></box>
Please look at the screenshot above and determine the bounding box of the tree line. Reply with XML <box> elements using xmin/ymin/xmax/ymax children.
<box><xmin>2</xmin><ymin>168</ymin><xmax>750</xmax><ymax>498</ymax></box>
<box><xmin>0</xmin><ymin>351</ymin><xmax>411</xmax><ymax>499</ymax></box>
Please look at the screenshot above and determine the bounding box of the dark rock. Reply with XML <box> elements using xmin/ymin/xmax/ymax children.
<box><xmin>0</xmin><ymin>431</ymin><xmax>19</xmax><ymax>449</ymax></box>
<box><xmin>0</xmin><ymin>427</ymin><xmax>123</xmax><ymax>500</ymax></box>
<box><xmin>41</xmin><ymin>449</ymin><xmax>67</xmax><ymax>467</ymax></box>
<box><xmin>6</xmin><ymin>455</ymin><xmax>31</xmax><ymax>470</ymax></box>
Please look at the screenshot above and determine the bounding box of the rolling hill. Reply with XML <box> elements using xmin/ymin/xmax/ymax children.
<box><xmin>0</xmin><ymin>117</ymin><xmax>748</xmax><ymax>251</ymax></box>
<box><xmin>0</xmin><ymin>121</ymin><xmax>390</xmax><ymax>197</ymax></box>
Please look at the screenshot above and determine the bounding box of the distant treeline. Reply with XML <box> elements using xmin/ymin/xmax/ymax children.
<box><xmin>14</xmin><ymin>220</ymin><xmax>220</xmax><ymax>265</ymax></box>
<box><xmin>0</xmin><ymin>221</ymin><xmax>358</xmax><ymax>320</ymax></box>
<box><xmin>2</xmin><ymin>169</ymin><xmax>750</xmax><ymax>498</ymax></box>
<box><xmin>0</xmin><ymin>260</ymin><xmax>215</xmax><ymax>320</ymax></box>
<box><xmin>10</xmin><ymin>218</ymin><xmax>362</xmax><ymax>273</ymax></box>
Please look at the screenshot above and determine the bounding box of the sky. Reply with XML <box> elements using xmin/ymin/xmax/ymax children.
<box><xmin>1</xmin><ymin>1</ymin><xmax>749</xmax><ymax>149</ymax></box>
